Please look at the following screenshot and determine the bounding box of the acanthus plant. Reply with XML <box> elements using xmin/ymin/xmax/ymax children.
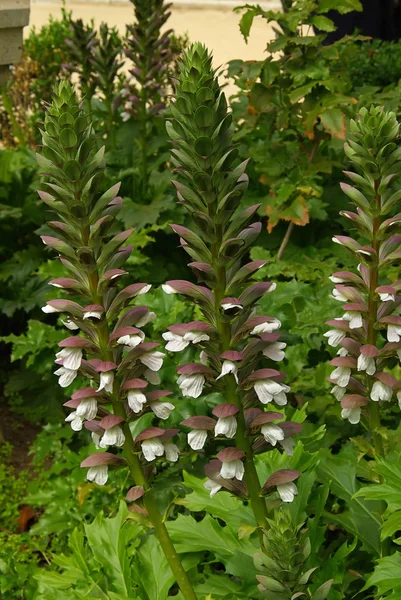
<box><xmin>164</xmin><ymin>43</ymin><xmax>302</xmax><ymax>535</ymax></box>
<box><xmin>325</xmin><ymin>106</ymin><xmax>401</xmax><ymax>455</ymax></box>
<box><xmin>37</xmin><ymin>81</ymin><xmax>197</xmax><ymax>600</ymax></box>
<box><xmin>123</xmin><ymin>0</ymin><xmax>177</xmax><ymax>200</ymax></box>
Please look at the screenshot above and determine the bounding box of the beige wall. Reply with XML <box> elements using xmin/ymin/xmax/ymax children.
<box><xmin>27</xmin><ymin>1</ymin><xmax>278</xmax><ymax>79</ymax></box>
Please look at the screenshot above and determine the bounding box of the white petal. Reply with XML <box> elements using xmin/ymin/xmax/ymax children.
<box><xmin>150</xmin><ymin>401</ymin><xmax>175</xmax><ymax>419</ymax></box>
<box><xmin>91</xmin><ymin>432</ymin><xmax>101</xmax><ymax>449</ymax></box>
<box><xmin>330</xmin><ymin>367</ymin><xmax>351</xmax><ymax>388</ymax></box>
<box><xmin>215</xmin><ymin>416</ymin><xmax>237</xmax><ymax>438</ymax></box>
<box><xmin>341</xmin><ymin>407</ymin><xmax>361</xmax><ymax>424</ymax></box>
<box><xmin>263</xmin><ymin>342</ymin><xmax>286</xmax><ymax>361</ymax></box>
<box><xmin>388</xmin><ymin>324</ymin><xmax>401</xmax><ymax>343</ymax></box>
<box><xmin>56</xmin><ymin>347</ymin><xmax>82</xmax><ymax>370</ymax></box>
<box><xmin>42</xmin><ymin>304</ymin><xmax>59</xmax><ymax>313</ymax></box>
<box><xmin>220</xmin><ymin>459</ymin><xmax>244</xmax><ymax>481</ymax></box>
<box><xmin>323</xmin><ymin>329</ymin><xmax>346</xmax><ymax>348</ymax></box>
<box><xmin>184</xmin><ymin>331</ymin><xmax>210</xmax><ymax>344</ymax></box>
<box><xmin>137</xmin><ymin>284</ymin><xmax>151</xmax><ymax>296</ymax></box>
<box><xmin>371</xmin><ymin>381</ymin><xmax>392</xmax><ymax>402</ymax></box>
<box><xmin>204</xmin><ymin>479</ymin><xmax>222</xmax><ymax>497</ymax></box>
<box><xmin>65</xmin><ymin>411</ymin><xmax>83</xmax><ymax>431</ymax></box>
<box><xmin>277</xmin><ymin>482</ymin><xmax>298</xmax><ymax>503</ymax></box>
<box><xmin>140</xmin><ymin>351</ymin><xmax>165</xmax><ymax>371</ymax></box>
<box><xmin>55</xmin><ymin>366</ymin><xmax>77</xmax><ymax>388</ymax></box>
<box><xmin>117</xmin><ymin>334</ymin><xmax>143</xmax><ymax>348</ymax></box>
<box><xmin>261</xmin><ymin>424</ymin><xmax>284</xmax><ymax>445</ymax></box>
<box><xmin>141</xmin><ymin>438</ymin><xmax>164</xmax><ymax>461</ymax></box>
<box><xmin>136</xmin><ymin>311</ymin><xmax>156</xmax><ymax>327</ymax></box>
<box><xmin>98</xmin><ymin>371</ymin><xmax>114</xmax><ymax>393</ymax></box>
<box><xmin>188</xmin><ymin>429</ymin><xmax>208</xmax><ymax>450</ymax></box>
<box><xmin>61</xmin><ymin>319</ymin><xmax>79</xmax><ymax>331</ymax></box>
<box><xmin>164</xmin><ymin>443</ymin><xmax>179</xmax><ymax>462</ymax></box>
<box><xmin>216</xmin><ymin>360</ymin><xmax>238</xmax><ymax>384</ymax></box>
<box><xmin>87</xmin><ymin>465</ymin><xmax>108</xmax><ymax>486</ymax></box>
<box><xmin>250</xmin><ymin>319</ymin><xmax>281</xmax><ymax>335</ymax></box>
<box><xmin>357</xmin><ymin>355</ymin><xmax>376</xmax><ymax>376</ymax></box>
<box><xmin>163</xmin><ymin>332</ymin><xmax>189</xmax><ymax>352</ymax></box>
<box><xmin>331</xmin><ymin>385</ymin><xmax>346</xmax><ymax>401</ymax></box>
<box><xmin>76</xmin><ymin>397</ymin><xmax>97</xmax><ymax>420</ymax></box>
<box><xmin>178</xmin><ymin>373</ymin><xmax>205</xmax><ymax>398</ymax></box>
<box><xmin>162</xmin><ymin>284</ymin><xmax>177</xmax><ymax>294</ymax></box>
<box><xmin>127</xmin><ymin>390</ymin><xmax>147</xmax><ymax>413</ymax></box>
<box><xmin>279</xmin><ymin>438</ymin><xmax>294</xmax><ymax>456</ymax></box>
<box><xmin>100</xmin><ymin>426</ymin><xmax>125</xmax><ymax>448</ymax></box>
<box><xmin>83</xmin><ymin>311</ymin><xmax>102</xmax><ymax>320</ymax></box>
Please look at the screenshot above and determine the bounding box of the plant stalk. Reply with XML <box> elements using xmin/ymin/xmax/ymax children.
<box><xmin>85</xmin><ymin>234</ymin><xmax>197</xmax><ymax>600</ymax></box>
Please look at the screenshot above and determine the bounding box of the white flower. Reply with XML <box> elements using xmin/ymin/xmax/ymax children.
<box><xmin>164</xmin><ymin>443</ymin><xmax>180</xmax><ymax>462</ymax></box>
<box><xmin>41</xmin><ymin>304</ymin><xmax>60</xmax><ymax>314</ymax></box>
<box><xmin>397</xmin><ymin>390</ymin><xmax>401</xmax><ymax>409</ymax></box>
<box><xmin>163</xmin><ymin>332</ymin><xmax>188</xmax><ymax>352</ymax></box>
<box><xmin>117</xmin><ymin>332</ymin><xmax>144</xmax><ymax>348</ymax></box>
<box><xmin>87</xmin><ymin>465</ymin><xmax>108</xmax><ymax>486</ymax></box>
<box><xmin>83</xmin><ymin>310</ymin><xmax>102</xmax><ymax>320</ymax></box>
<box><xmin>341</xmin><ymin>406</ymin><xmax>361</xmax><ymax>424</ymax></box>
<box><xmin>277</xmin><ymin>482</ymin><xmax>298</xmax><ymax>503</ymax></box>
<box><xmin>177</xmin><ymin>373</ymin><xmax>205</xmax><ymax>398</ymax></box>
<box><xmin>357</xmin><ymin>354</ymin><xmax>376</xmax><ymax>376</ymax></box>
<box><xmin>76</xmin><ymin>397</ymin><xmax>97</xmax><ymax>420</ymax></box>
<box><xmin>250</xmin><ymin>319</ymin><xmax>281</xmax><ymax>335</ymax></box>
<box><xmin>329</xmin><ymin>275</ymin><xmax>345</xmax><ymax>283</ymax></box>
<box><xmin>380</xmin><ymin>292</ymin><xmax>395</xmax><ymax>302</ymax></box>
<box><xmin>150</xmin><ymin>401</ymin><xmax>175</xmax><ymax>419</ymax></box>
<box><xmin>220</xmin><ymin>459</ymin><xmax>244</xmax><ymax>481</ymax></box>
<box><xmin>204</xmin><ymin>479</ymin><xmax>222</xmax><ymax>497</ymax></box>
<box><xmin>216</xmin><ymin>360</ymin><xmax>238</xmax><ymax>384</ymax></box>
<box><xmin>137</xmin><ymin>284</ymin><xmax>151</xmax><ymax>296</ymax></box>
<box><xmin>387</xmin><ymin>324</ymin><xmax>401</xmax><ymax>342</ymax></box>
<box><xmin>140</xmin><ymin>351</ymin><xmax>165</xmax><ymax>371</ymax></box>
<box><xmin>254</xmin><ymin>380</ymin><xmax>289</xmax><ymax>406</ymax></box>
<box><xmin>188</xmin><ymin>429</ymin><xmax>208</xmax><ymax>450</ymax></box>
<box><xmin>127</xmin><ymin>390</ymin><xmax>147</xmax><ymax>413</ymax></box>
<box><xmin>261</xmin><ymin>423</ymin><xmax>284</xmax><ymax>446</ymax></box>
<box><xmin>323</xmin><ymin>329</ymin><xmax>346</xmax><ymax>347</ymax></box>
<box><xmin>332</xmin><ymin>289</ymin><xmax>348</xmax><ymax>302</ymax></box>
<box><xmin>331</xmin><ymin>385</ymin><xmax>346</xmax><ymax>401</ymax></box>
<box><xmin>200</xmin><ymin>350</ymin><xmax>208</xmax><ymax>364</ymax></box>
<box><xmin>98</xmin><ymin>371</ymin><xmax>114</xmax><ymax>393</ymax></box>
<box><xmin>99</xmin><ymin>426</ymin><xmax>125</xmax><ymax>448</ymax></box>
<box><xmin>337</xmin><ymin>347</ymin><xmax>348</xmax><ymax>357</ymax></box>
<box><xmin>136</xmin><ymin>311</ymin><xmax>156</xmax><ymax>327</ymax></box>
<box><xmin>55</xmin><ymin>347</ymin><xmax>82</xmax><ymax>370</ymax></box>
<box><xmin>121</xmin><ymin>111</ymin><xmax>131</xmax><ymax>122</ymax></box>
<box><xmin>343</xmin><ymin>311</ymin><xmax>363</xmax><ymax>329</ymax></box>
<box><xmin>330</xmin><ymin>366</ymin><xmax>351</xmax><ymax>388</ymax></box>
<box><xmin>371</xmin><ymin>381</ymin><xmax>392</xmax><ymax>402</ymax></box>
<box><xmin>55</xmin><ymin>365</ymin><xmax>78</xmax><ymax>387</ymax></box>
<box><xmin>263</xmin><ymin>342</ymin><xmax>286</xmax><ymax>361</ymax></box>
<box><xmin>279</xmin><ymin>438</ymin><xmax>294</xmax><ymax>456</ymax></box>
<box><xmin>215</xmin><ymin>416</ymin><xmax>237</xmax><ymax>438</ymax></box>
<box><xmin>65</xmin><ymin>411</ymin><xmax>83</xmax><ymax>431</ymax></box>
<box><xmin>91</xmin><ymin>432</ymin><xmax>101</xmax><ymax>449</ymax></box>
<box><xmin>162</xmin><ymin>284</ymin><xmax>178</xmax><ymax>294</ymax></box>
<box><xmin>141</xmin><ymin>438</ymin><xmax>165</xmax><ymax>461</ymax></box>
<box><xmin>221</xmin><ymin>302</ymin><xmax>242</xmax><ymax>312</ymax></box>
<box><xmin>144</xmin><ymin>368</ymin><xmax>160</xmax><ymax>385</ymax></box>
<box><xmin>61</xmin><ymin>319</ymin><xmax>79</xmax><ymax>331</ymax></box>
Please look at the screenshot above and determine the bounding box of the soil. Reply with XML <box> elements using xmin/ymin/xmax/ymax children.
<box><xmin>0</xmin><ymin>403</ymin><xmax>41</xmax><ymax>474</ymax></box>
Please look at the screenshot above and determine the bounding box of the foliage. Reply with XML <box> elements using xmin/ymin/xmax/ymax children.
<box><xmin>229</xmin><ymin>0</ymin><xmax>363</xmax><ymax>249</ymax></box>
<box><xmin>340</xmin><ymin>39</ymin><xmax>401</xmax><ymax>90</ymax></box>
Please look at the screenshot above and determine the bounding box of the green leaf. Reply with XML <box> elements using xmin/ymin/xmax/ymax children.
<box><xmin>317</xmin><ymin>452</ymin><xmax>381</xmax><ymax>555</ymax></box>
<box><xmin>364</xmin><ymin>553</ymin><xmax>401</xmax><ymax>596</ymax></box>
<box><xmin>310</xmin><ymin>15</ymin><xmax>336</xmax><ymax>32</ymax></box>
<box><xmin>179</xmin><ymin>471</ymin><xmax>255</xmax><ymax>530</ymax></box>
<box><xmin>59</xmin><ymin>127</ymin><xmax>78</xmax><ymax>148</ymax></box>
<box><xmin>381</xmin><ymin>512</ymin><xmax>401</xmax><ymax>541</ymax></box>
<box><xmin>239</xmin><ymin>9</ymin><xmax>256</xmax><ymax>42</ymax></box>
<box><xmin>84</xmin><ymin>501</ymin><xmax>139</xmax><ymax>598</ymax></box>
<box><xmin>320</xmin><ymin>108</ymin><xmax>346</xmax><ymax>139</ymax></box>
<box><xmin>134</xmin><ymin>535</ymin><xmax>175</xmax><ymax>600</ymax></box>
<box><xmin>317</xmin><ymin>0</ymin><xmax>362</xmax><ymax>14</ymax></box>
<box><xmin>310</xmin><ymin>579</ymin><xmax>333</xmax><ymax>600</ymax></box>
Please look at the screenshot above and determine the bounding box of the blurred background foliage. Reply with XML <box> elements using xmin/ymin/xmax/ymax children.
<box><xmin>1</xmin><ymin>0</ymin><xmax>401</xmax><ymax>597</ymax></box>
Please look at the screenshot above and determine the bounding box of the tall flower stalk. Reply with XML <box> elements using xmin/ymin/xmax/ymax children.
<box><xmin>37</xmin><ymin>81</ymin><xmax>197</xmax><ymax>600</ymax></box>
<box><xmin>164</xmin><ymin>44</ymin><xmax>301</xmax><ymax>535</ymax></box>
<box><xmin>124</xmin><ymin>0</ymin><xmax>174</xmax><ymax>200</ymax></box>
<box><xmin>326</xmin><ymin>106</ymin><xmax>401</xmax><ymax>455</ymax></box>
